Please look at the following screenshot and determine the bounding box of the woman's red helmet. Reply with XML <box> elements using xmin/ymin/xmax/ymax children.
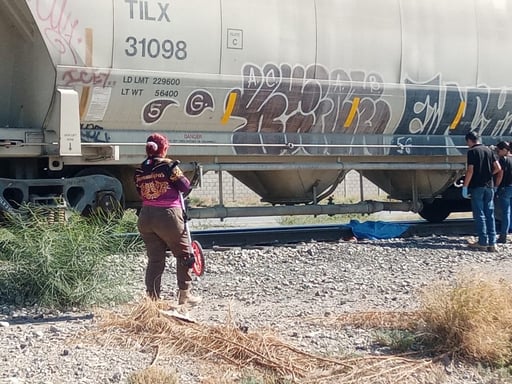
<box><xmin>145</xmin><ymin>133</ymin><xmax>169</xmax><ymax>157</ymax></box>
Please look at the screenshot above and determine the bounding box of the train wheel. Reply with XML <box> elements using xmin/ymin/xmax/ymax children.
<box><xmin>419</xmin><ymin>200</ymin><xmax>451</xmax><ymax>223</ymax></box>
<box><xmin>96</xmin><ymin>190</ymin><xmax>124</xmax><ymax>218</ymax></box>
<box><xmin>74</xmin><ymin>168</ymin><xmax>125</xmax><ymax>218</ymax></box>
<box><xmin>191</xmin><ymin>240</ymin><xmax>205</xmax><ymax>276</ymax></box>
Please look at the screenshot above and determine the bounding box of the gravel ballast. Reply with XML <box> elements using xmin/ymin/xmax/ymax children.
<box><xmin>1</xmin><ymin>235</ymin><xmax>511</xmax><ymax>383</ymax></box>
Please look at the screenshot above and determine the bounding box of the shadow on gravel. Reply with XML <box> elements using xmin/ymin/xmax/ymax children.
<box><xmin>2</xmin><ymin>313</ymin><xmax>94</xmax><ymax>325</ymax></box>
<box><xmin>354</xmin><ymin>237</ymin><xmax>481</xmax><ymax>252</ymax></box>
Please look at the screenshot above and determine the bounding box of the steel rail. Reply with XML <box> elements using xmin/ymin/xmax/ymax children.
<box><xmin>122</xmin><ymin>219</ymin><xmax>477</xmax><ymax>249</ymax></box>
<box><xmin>190</xmin><ymin>219</ymin><xmax>476</xmax><ymax>248</ymax></box>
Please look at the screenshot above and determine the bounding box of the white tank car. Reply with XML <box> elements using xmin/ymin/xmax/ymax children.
<box><xmin>0</xmin><ymin>0</ymin><xmax>511</xmax><ymax>221</ymax></box>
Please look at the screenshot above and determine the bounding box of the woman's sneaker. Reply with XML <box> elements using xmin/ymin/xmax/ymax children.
<box><xmin>498</xmin><ymin>235</ymin><xmax>507</xmax><ymax>244</ymax></box>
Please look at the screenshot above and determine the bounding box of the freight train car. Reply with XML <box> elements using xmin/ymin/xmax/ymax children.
<box><xmin>1</xmin><ymin>0</ymin><xmax>511</xmax><ymax>221</ymax></box>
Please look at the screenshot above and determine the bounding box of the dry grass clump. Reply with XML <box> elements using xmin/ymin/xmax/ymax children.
<box><xmin>420</xmin><ymin>275</ymin><xmax>512</xmax><ymax>365</ymax></box>
<box><xmin>92</xmin><ymin>298</ymin><xmax>437</xmax><ymax>384</ymax></box>
<box><xmin>327</xmin><ymin>275</ymin><xmax>512</xmax><ymax>366</ymax></box>
<box><xmin>128</xmin><ymin>366</ymin><xmax>178</xmax><ymax>384</ymax></box>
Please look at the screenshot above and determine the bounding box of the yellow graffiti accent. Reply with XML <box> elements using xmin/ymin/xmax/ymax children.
<box><xmin>450</xmin><ymin>101</ymin><xmax>466</xmax><ymax>129</ymax></box>
<box><xmin>343</xmin><ymin>97</ymin><xmax>360</xmax><ymax>128</ymax></box>
<box><xmin>221</xmin><ymin>92</ymin><xmax>238</xmax><ymax>125</ymax></box>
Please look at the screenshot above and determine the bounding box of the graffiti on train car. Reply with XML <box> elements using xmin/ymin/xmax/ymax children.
<box><xmin>229</xmin><ymin>63</ymin><xmax>391</xmax><ymax>156</ymax></box>
<box><xmin>396</xmin><ymin>75</ymin><xmax>512</xmax><ymax>138</ymax></box>
<box><xmin>80</xmin><ymin>124</ymin><xmax>111</xmax><ymax>143</ymax></box>
<box><xmin>62</xmin><ymin>68</ymin><xmax>113</xmax><ymax>88</ymax></box>
<box><xmin>227</xmin><ymin>64</ymin><xmax>512</xmax><ymax>156</ymax></box>
<box><xmin>28</xmin><ymin>0</ymin><xmax>82</xmax><ymax>64</ymax></box>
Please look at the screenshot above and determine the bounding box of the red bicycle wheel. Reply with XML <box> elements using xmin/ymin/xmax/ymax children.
<box><xmin>191</xmin><ymin>240</ymin><xmax>205</xmax><ymax>276</ymax></box>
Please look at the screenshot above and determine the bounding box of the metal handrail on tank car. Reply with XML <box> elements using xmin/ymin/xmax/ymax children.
<box><xmin>197</xmin><ymin>164</ymin><xmax>465</xmax><ymax>171</ymax></box>
<box><xmin>79</xmin><ymin>141</ymin><xmax>470</xmax><ymax>150</ymax></box>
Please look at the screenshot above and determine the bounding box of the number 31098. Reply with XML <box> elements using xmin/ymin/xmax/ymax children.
<box><xmin>125</xmin><ymin>37</ymin><xmax>187</xmax><ymax>60</ymax></box>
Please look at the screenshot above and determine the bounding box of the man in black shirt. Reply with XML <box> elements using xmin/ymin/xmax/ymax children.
<box><xmin>462</xmin><ymin>131</ymin><xmax>501</xmax><ymax>252</ymax></box>
<box><xmin>495</xmin><ymin>141</ymin><xmax>512</xmax><ymax>244</ymax></box>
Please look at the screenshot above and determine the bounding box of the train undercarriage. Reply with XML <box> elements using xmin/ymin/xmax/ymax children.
<box><xmin>0</xmin><ymin>156</ymin><xmax>471</xmax><ymax>223</ymax></box>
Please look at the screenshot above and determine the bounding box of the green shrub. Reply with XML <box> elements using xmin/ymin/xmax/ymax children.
<box><xmin>0</xmin><ymin>205</ymin><xmax>142</xmax><ymax>307</ymax></box>
<box><xmin>374</xmin><ymin>329</ymin><xmax>417</xmax><ymax>353</ymax></box>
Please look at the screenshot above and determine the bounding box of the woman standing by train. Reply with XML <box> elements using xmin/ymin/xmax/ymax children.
<box><xmin>134</xmin><ymin>133</ymin><xmax>202</xmax><ymax>306</ymax></box>
<box><xmin>495</xmin><ymin>141</ymin><xmax>512</xmax><ymax>244</ymax></box>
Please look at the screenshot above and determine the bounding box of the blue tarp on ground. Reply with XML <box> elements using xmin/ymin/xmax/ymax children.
<box><xmin>347</xmin><ymin>219</ymin><xmax>410</xmax><ymax>240</ymax></box>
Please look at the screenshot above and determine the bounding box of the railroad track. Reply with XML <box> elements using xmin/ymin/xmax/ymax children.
<box><xmin>190</xmin><ymin>219</ymin><xmax>477</xmax><ymax>249</ymax></box>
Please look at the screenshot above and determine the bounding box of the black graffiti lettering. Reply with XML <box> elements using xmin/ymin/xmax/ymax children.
<box><xmin>398</xmin><ymin>75</ymin><xmax>512</xmax><ymax>138</ymax></box>
<box><xmin>311</xmin><ymin>99</ymin><xmax>334</xmax><ymax>133</ymax></box>
<box><xmin>300</xmin><ymin>81</ymin><xmax>322</xmax><ymax>115</ymax></box>
<box><xmin>80</xmin><ymin>124</ymin><xmax>111</xmax><ymax>143</ymax></box>
<box><xmin>326</xmin><ymin>72</ymin><xmax>356</xmax><ymax>136</ymax></box>
<box><xmin>312</xmin><ymin>65</ymin><xmax>330</xmax><ymax>99</ymax></box>
<box><xmin>274</xmin><ymin>65</ymin><xmax>300</xmax><ymax>114</ymax></box>
<box><xmin>357</xmin><ymin>99</ymin><xmax>382</xmax><ymax>134</ymax></box>
<box><xmin>230</xmin><ymin>63</ymin><xmax>390</xmax><ymax>156</ymax></box>
<box><xmin>321</xmin><ymin>69</ymin><xmax>350</xmax><ymax>134</ymax></box>
<box><xmin>325</xmin><ymin>97</ymin><xmax>352</xmax><ymax>133</ymax></box>
<box><xmin>229</xmin><ymin>66</ymin><xmax>512</xmax><ymax>157</ymax></box>
<box><xmin>371</xmin><ymin>100</ymin><xmax>391</xmax><ymax>134</ymax></box>
<box><xmin>482</xmin><ymin>89</ymin><xmax>512</xmax><ymax>136</ymax></box>
<box><xmin>259</xmin><ymin>95</ymin><xmax>287</xmax><ymax>155</ymax></box>
<box><xmin>81</xmin><ymin>124</ymin><xmax>104</xmax><ymax>129</ymax></box>
<box><xmin>462</xmin><ymin>87</ymin><xmax>490</xmax><ymax>133</ymax></box>
<box><xmin>396</xmin><ymin>77</ymin><xmax>443</xmax><ymax>135</ymax></box>
<box><xmin>436</xmin><ymin>85</ymin><xmax>465</xmax><ymax>135</ymax></box>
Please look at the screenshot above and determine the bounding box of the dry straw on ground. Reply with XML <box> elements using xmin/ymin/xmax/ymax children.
<box><xmin>127</xmin><ymin>366</ymin><xmax>178</xmax><ymax>384</ymax></box>
<box><xmin>85</xmin><ymin>274</ymin><xmax>512</xmax><ymax>382</ymax></box>
<box><xmin>90</xmin><ymin>298</ymin><xmax>438</xmax><ymax>384</ymax></box>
